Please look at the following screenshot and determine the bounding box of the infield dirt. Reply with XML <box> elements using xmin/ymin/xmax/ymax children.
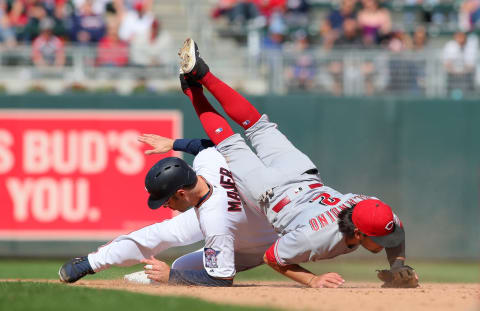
<box><xmin>10</xmin><ymin>279</ymin><xmax>479</xmax><ymax>311</ymax></box>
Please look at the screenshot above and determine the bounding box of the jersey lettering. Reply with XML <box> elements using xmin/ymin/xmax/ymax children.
<box><xmin>309</xmin><ymin>207</ymin><xmax>342</xmax><ymax>230</ymax></box>
<box><xmin>227</xmin><ymin>201</ymin><xmax>242</xmax><ymax>212</ymax></box>
<box><xmin>309</xmin><ymin>218</ymin><xmax>320</xmax><ymax>231</ymax></box>
<box><xmin>219</xmin><ymin>167</ymin><xmax>242</xmax><ymax>212</ymax></box>
<box><xmin>316</xmin><ymin>214</ymin><xmax>329</xmax><ymax>228</ymax></box>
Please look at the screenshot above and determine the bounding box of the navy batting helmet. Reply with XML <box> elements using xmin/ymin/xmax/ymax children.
<box><xmin>145</xmin><ymin>157</ymin><xmax>197</xmax><ymax>209</ymax></box>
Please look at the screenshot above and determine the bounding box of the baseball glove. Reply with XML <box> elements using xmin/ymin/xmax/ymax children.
<box><xmin>376</xmin><ymin>265</ymin><xmax>419</xmax><ymax>288</ymax></box>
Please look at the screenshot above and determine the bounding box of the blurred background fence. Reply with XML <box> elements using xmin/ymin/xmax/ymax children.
<box><xmin>1</xmin><ymin>46</ymin><xmax>480</xmax><ymax>98</ymax></box>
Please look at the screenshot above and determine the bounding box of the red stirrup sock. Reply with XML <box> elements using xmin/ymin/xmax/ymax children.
<box><xmin>199</xmin><ymin>72</ymin><xmax>261</xmax><ymax>130</ymax></box>
<box><xmin>183</xmin><ymin>87</ymin><xmax>235</xmax><ymax>145</ymax></box>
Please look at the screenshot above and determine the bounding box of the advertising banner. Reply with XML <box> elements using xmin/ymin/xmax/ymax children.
<box><xmin>0</xmin><ymin>109</ymin><xmax>182</xmax><ymax>240</ymax></box>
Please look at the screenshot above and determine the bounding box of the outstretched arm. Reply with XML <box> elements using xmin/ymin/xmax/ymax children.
<box><xmin>263</xmin><ymin>238</ymin><xmax>344</xmax><ymax>288</ymax></box>
<box><xmin>138</xmin><ymin>134</ymin><xmax>214</xmax><ymax>156</ymax></box>
<box><xmin>263</xmin><ymin>253</ymin><xmax>344</xmax><ymax>288</ymax></box>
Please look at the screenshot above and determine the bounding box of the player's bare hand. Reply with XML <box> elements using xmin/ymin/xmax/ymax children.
<box><xmin>141</xmin><ymin>256</ymin><xmax>171</xmax><ymax>283</ymax></box>
<box><xmin>309</xmin><ymin>272</ymin><xmax>345</xmax><ymax>288</ymax></box>
<box><xmin>137</xmin><ymin>134</ymin><xmax>174</xmax><ymax>155</ymax></box>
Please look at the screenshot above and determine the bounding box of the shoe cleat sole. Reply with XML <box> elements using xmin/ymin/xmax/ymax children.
<box><xmin>178</xmin><ymin>38</ymin><xmax>196</xmax><ymax>74</ymax></box>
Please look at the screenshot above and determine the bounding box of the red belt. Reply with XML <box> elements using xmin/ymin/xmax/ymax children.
<box><xmin>271</xmin><ymin>183</ymin><xmax>323</xmax><ymax>213</ymax></box>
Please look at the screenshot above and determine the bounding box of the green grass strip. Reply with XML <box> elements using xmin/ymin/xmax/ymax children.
<box><xmin>0</xmin><ymin>258</ymin><xmax>478</xmax><ymax>283</ymax></box>
<box><xmin>0</xmin><ymin>282</ymin><xmax>278</xmax><ymax>311</ymax></box>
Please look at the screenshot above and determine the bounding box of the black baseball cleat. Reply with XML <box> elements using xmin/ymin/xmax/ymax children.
<box><xmin>58</xmin><ymin>256</ymin><xmax>95</xmax><ymax>283</ymax></box>
<box><xmin>178</xmin><ymin>38</ymin><xmax>209</xmax><ymax>80</ymax></box>
<box><xmin>179</xmin><ymin>72</ymin><xmax>202</xmax><ymax>92</ymax></box>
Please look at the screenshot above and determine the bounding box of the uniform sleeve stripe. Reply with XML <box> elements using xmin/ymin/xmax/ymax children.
<box><xmin>273</xmin><ymin>240</ymin><xmax>287</xmax><ymax>266</ymax></box>
<box><xmin>265</xmin><ymin>242</ymin><xmax>277</xmax><ymax>264</ymax></box>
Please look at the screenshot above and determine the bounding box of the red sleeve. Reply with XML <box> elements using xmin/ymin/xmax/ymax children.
<box><xmin>264</xmin><ymin>240</ymin><xmax>279</xmax><ymax>264</ymax></box>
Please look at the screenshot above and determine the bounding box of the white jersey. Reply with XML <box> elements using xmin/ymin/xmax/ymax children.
<box><xmin>88</xmin><ymin>147</ymin><xmax>277</xmax><ymax>279</ymax></box>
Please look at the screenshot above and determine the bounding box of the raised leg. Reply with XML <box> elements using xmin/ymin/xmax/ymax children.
<box><xmin>179</xmin><ymin>38</ymin><xmax>261</xmax><ymax>130</ymax></box>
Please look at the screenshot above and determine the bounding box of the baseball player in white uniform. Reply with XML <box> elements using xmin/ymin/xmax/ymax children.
<box><xmin>175</xmin><ymin>38</ymin><xmax>419</xmax><ymax>288</ymax></box>
<box><xmin>58</xmin><ymin>135</ymin><xmax>278</xmax><ymax>286</ymax></box>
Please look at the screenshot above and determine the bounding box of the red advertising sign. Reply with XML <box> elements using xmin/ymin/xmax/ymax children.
<box><xmin>0</xmin><ymin>109</ymin><xmax>182</xmax><ymax>240</ymax></box>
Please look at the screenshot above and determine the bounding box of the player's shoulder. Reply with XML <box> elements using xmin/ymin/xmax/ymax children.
<box><xmin>194</xmin><ymin>147</ymin><xmax>226</xmax><ymax>167</ymax></box>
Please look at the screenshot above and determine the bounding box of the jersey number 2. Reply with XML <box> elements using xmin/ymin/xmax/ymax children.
<box><xmin>311</xmin><ymin>192</ymin><xmax>340</xmax><ymax>206</ymax></box>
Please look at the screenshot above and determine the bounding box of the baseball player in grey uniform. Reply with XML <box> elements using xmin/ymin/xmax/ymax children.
<box><xmin>176</xmin><ymin>38</ymin><xmax>419</xmax><ymax>288</ymax></box>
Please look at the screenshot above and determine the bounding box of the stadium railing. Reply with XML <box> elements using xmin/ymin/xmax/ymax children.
<box><xmin>0</xmin><ymin>44</ymin><xmax>478</xmax><ymax>99</ymax></box>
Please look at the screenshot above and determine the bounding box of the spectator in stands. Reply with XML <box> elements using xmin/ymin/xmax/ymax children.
<box><xmin>42</xmin><ymin>0</ymin><xmax>67</xmax><ymax>16</ymax></box>
<box><xmin>284</xmin><ymin>0</ymin><xmax>310</xmax><ymax>30</ymax></box>
<box><xmin>97</xmin><ymin>19</ymin><xmax>128</xmax><ymax>67</ymax></box>
<box><xmin>8</xmin><ymin>0</ymin><xmax>30</xmax><ymax>33</ymax></box>
<box><xmin>14</xmin><ymin>1</ymin><xmax>48</xmax><ymax>41</ymax></box>
<box><xmin>386</xmin><ymin>30</ymin><xmax>425</xmax><ymax>94</ymax></box>
<box><xmin>332</xmin><ymin>18</ymin><xmax>363</xmax><ymax>49</ymax></box>
<box><xmin>212</xmin><ymin>0</ymin><xmax>265</xmax><ymax>30</ymax></box>
<box><xmin>325</xmin><ymin>17</ymin><xmax>383</xmax><ymax>96</ymax></box>
<box><xmin>408</xmin><ymin>26</ymin><xmax>428</xmax><ymax>94</ymax></box>
<box><xmin>443</xmin><ymin>31</ymin><xmax>478</xmax><ymax>96</ymax></box>
<box><xmin>72</xmin><ymin>0</ymin><xmax>114</xmax><ymax>15</ymax></box>
<box><xmin>321</xmin><ymin>0</ymin><xmax>357</xmax><ymax>50</ymax></box>
<box><xmin>459</xmin><ymin>0</ymin><xmax>480</xmax><ymax>32</ymax></box>
<box><xmin>327</xmin><ymin>18</ymin><xmax>363</xmax><ymax>95</ymax></box>
<box><xmin>118</xmin><ymin>0</ymin><xmax>154</xmax><ymax>42</ymax></box>
<box><xmin>17</xmin><ymin>1</ymin><xmax>66</xmax><ymax>42</ymax></box>
<box><xmin>255</xmin><ymin>0</ymin><xmax>286</xmax><ymax>21</ymax></box>
<box><xmin>412</xmin><ymin>25</ymin><xmax>428</xmax><ymax>51</ymax></box>
<box><xmin>262</xmin><ymin>11</ymin><xmax>287</xmax><ymax>51</ymax></box>
<box><xmin>32</xmin><ymin>18</ymin><xmax>65</xmax><ymax>67</ymax></box>
<box><xmin>284</xmin><ymin>30</ymin><xmax>316</xmax><ymax>91</ymax></box>
<box><xmin>387</xmin><ymin>31</ymin><xmax>412</xmax><ymax>54</ymax></box>
<box><xmin>130</xmin><ymin>18</ymin><xmax>172</xmax><ymax>67</ymax></box>
<box><xmin>357</xmin><ymin>0</ymin><xmax>391</xmax><ymax>47</ymax></box>
<box><xmin>70</xmin><ymin>0</ymin><xmax>106</xmax><ymax>44</ymax></box>
<box><xmin>0</xmin><ymin>0</ymin><xmax>17</xmax><ymax>48</ymax></box>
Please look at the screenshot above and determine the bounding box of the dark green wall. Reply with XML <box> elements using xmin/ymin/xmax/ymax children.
<box><xmin>1</xmin><ymin>94</ymin><xmax>478</xmax><ymax>259</ymax></box>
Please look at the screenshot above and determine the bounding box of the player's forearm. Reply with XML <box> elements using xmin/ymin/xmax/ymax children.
<box><xmin>173</xmin><ymin>138</ymin><xmax>215</xmax><ymax>155</ymax></box>
<box><xmin>264</xmin><ymin>255</ymin><xmax>315</xmax><ymax>286</ymax></box>
<box><xmin>385</xmin><ymin>241</ymin><xmax>406</xmax><ymax>268</ymax></box>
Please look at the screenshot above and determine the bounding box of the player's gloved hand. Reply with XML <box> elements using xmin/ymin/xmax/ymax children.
<box><xmin>376</xmin><ymin>265</ymin><xmax>419</xmax><ymax>288</ymax></box>
<box><xmin>308</xmin><ymin>272</ymin><xmax>345</xmax><ymax>288</ymax></box>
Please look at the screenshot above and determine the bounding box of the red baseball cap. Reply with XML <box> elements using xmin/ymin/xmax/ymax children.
<box><xmin>352</xmin><ymin>199</ymin><xmax>405</xmax><ymax>248</ymax></box>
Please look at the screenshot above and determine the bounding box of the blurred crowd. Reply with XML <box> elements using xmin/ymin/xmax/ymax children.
<box><xmin>0</xmin><ymin>0</ymin><xmax>172</xmax><ymax>68</ymax></box>
<box><xmin>0</xmin><ymin>0</ymin><xmax>477</xmax><ymax>97</ymax></box>
<box><xmin>212</xmin><ymin>0</ymin><xmax>479</xmax><ymax>96</ymax></box>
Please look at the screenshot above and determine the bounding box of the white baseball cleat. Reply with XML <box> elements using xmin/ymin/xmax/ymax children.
<box><xmin>178</xmin><ymin>38</ymin><xmax>209</xmax><ymax>79</ymax></box>
<box><xmin>178</xmin><ymin>38</ymin><xmax>197</xmax><ymax>74</ymax></box>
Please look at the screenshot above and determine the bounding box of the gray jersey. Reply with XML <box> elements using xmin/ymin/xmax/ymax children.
<box><xmin>270</xmin><ymin>202</ymin><xmax>361</xmax><ymax>265</ymax></box>
<box><xmin>217</xmin><ymin>114</ymin><xmax>374</xmax><ymax>264</ymax></box>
